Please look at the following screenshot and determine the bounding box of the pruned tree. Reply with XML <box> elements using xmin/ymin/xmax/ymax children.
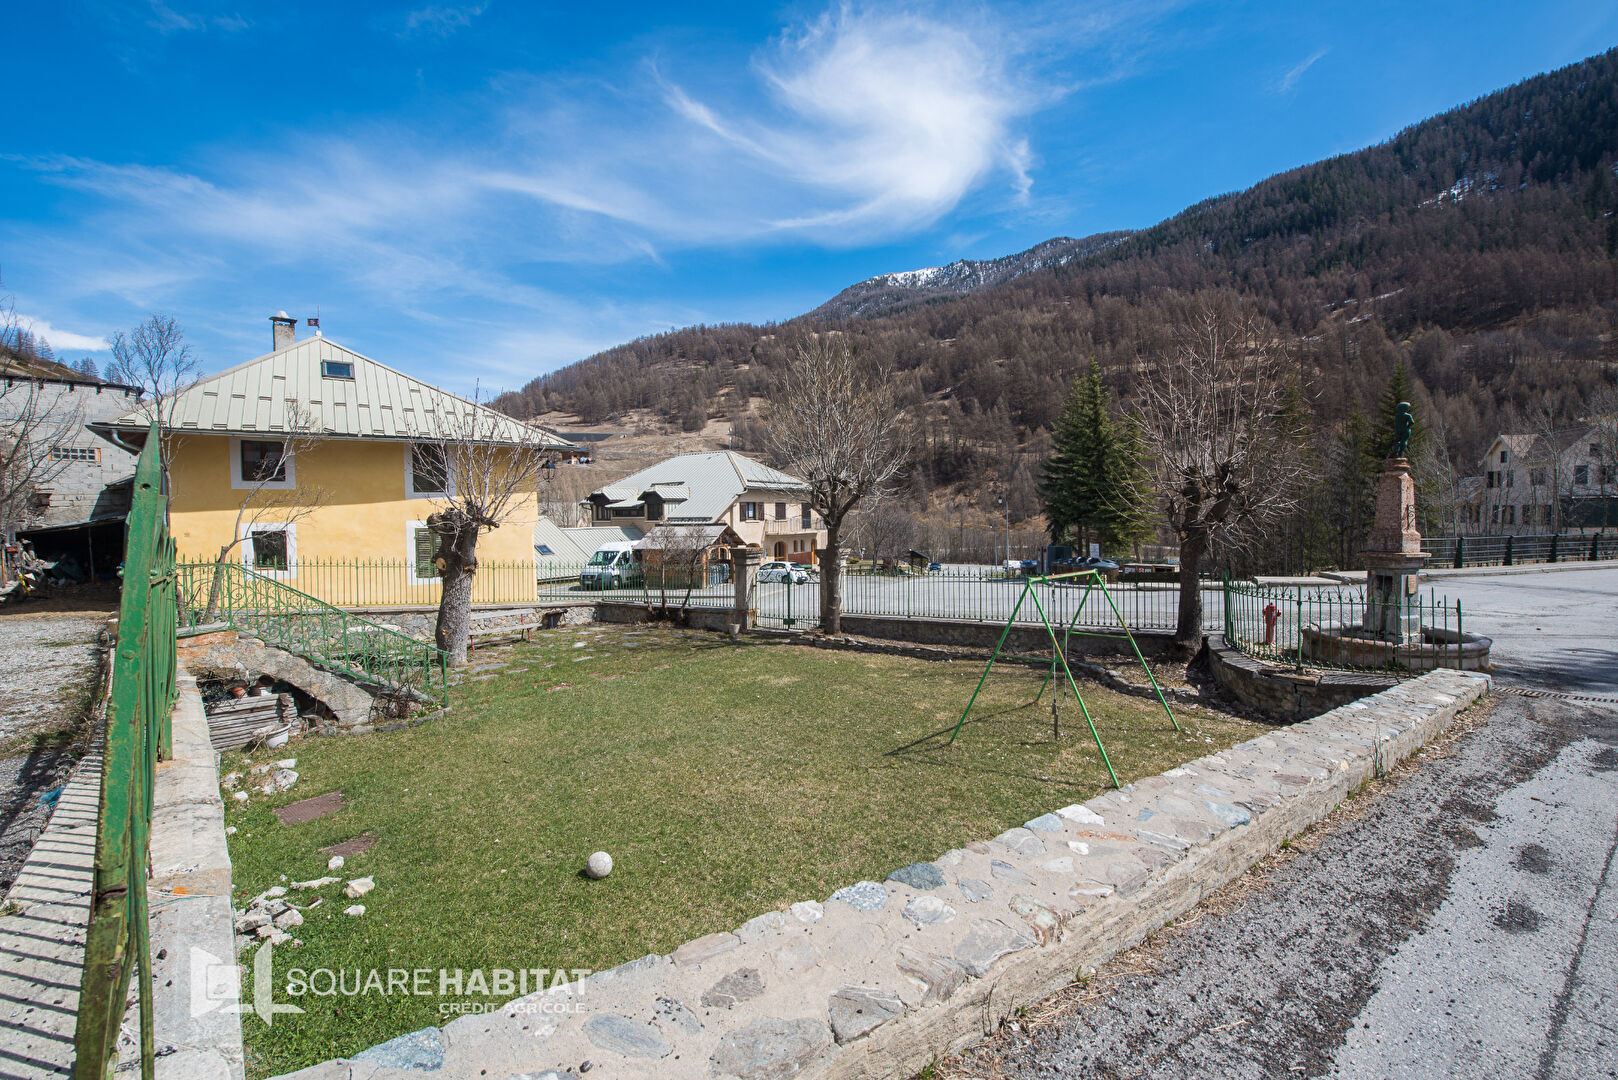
<box><xmin>1128</xmin><ymin>299</ymin><xmax>1313</xmax><ymax>653</ymax></box>
<box><xmin>201</xmin><ymin>401</ymin><xmax>330</xmax><ymax>620</ymax></box>
<box><xmin>763</xmin><ymin>337</ymin><xmax>910</xmax><ymax>635</ymax></box>
<box><xmin>416</xmin><ymin>399</ymin><xmax>559</xmax><ymax>664</ymax></box>
<box><xmin>106</xmin><ymin>314</ymin><xmax>200</xmax><ymax>469</ymax></box>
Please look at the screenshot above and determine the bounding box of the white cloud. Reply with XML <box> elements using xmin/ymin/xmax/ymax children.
<box><xmin>16</xmin><ymin>315</ymin><xmax>110</xmax><ymax>353</ymax></box>
<box><xmin>9</xmin><ymin>3</ymin><xmax>1121</xmax><ymax>387</ymax></box>
<box><xmin>1277</xmin><ymin>47</ymin><xmax>1329</xmax><ymax>94</ymax></box>
<box><xmin>402</xmin><ymin>4</ymin><xmax>487</xmax><ymax>38</ymax></box>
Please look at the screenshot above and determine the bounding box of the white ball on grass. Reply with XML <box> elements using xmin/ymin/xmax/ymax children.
<box><xmin>585</xmin><ymin>851</ymin><xmax>613</xmax><ymax>879</ymax></box>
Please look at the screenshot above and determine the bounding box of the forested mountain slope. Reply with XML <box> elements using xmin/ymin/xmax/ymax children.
<box><xmin>496</xmin><ymin>48</ymin><xmax>1618</xmax><ymax>531</ymax></box>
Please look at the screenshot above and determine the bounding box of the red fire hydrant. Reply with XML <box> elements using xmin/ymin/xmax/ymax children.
<box><xmin>1263</xmin><ymin>602</ymin><xmax>1281</xmax><ymax>646</ymax></box>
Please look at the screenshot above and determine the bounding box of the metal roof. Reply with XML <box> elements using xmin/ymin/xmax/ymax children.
<box><xmin>633</xmin><ymin>523</ymin><xmax>737</xmax><ymax>550</ymax></box>
<box><xmin>584</xmin><ymin>451</ymin><xmax>808</xmax><ymax>523</ymax></box>
<box><xmin>533</xmin><ymin>518</ymin><xmax>590</xmax><ymax>564</ymax></box>
<box><xmin>96</xmin><ymin>336</ymin><xmax>574</xmax><ymax>449</ymax></box>
<box><xmin>562</xmin><ymin>524</ymin><xmax>644</xmax><ymax>554</ymax></box>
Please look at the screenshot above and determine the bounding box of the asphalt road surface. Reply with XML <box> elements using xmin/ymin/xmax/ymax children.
<box><xmin>939</xmin><ymin>567</ymin><xmax>1618</xmax><ymax>1080</ymax></box>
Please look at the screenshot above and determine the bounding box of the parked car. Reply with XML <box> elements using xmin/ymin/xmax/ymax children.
<box><xmin>758</xmin><ymin>560</ymin><xmax>814</xmax><ymax>584</ymax></box>
<box><xmin>927</xmin><ymin>562</ymin><xmax>943</xmax><ymax>573</ymax></box>
<box><xmin>579</xmin><ymin>542</ymin><xmax>643</xmax><ymax>589</ymax></box>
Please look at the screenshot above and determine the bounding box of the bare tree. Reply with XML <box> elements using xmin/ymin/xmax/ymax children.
<box><xmin>1414</xmin><ymin>412</ymin><xmax>1465</xmax><ymax>536</ymax></box>
<box><xmin>201</xmin><ymin>402</ymin><xmax>330</xmax><ymax>620</ymax></box>
<box><xmin>1128</xmin><ymin>299</ymin><xmax>1312</xmax><ymax>653</ymax></box>
<box><xmin>641</xmin><ymin>524</ymin><xmax>717</xmax><ymax>615</ymax></box>
<box><xmin>1588</xmin><ymin>381</ymin><xmax>1618</xmax><ymax>531</ymax></box>
<box><xmin>0</xmin><ymin>382</ymin><xmax>87</xmax><ymax>539</ymax></box>
<box><xmin>106</xmin><ymin>314</ymin><xmax>200</xmax><ymax>468</ymax></box>
<box><xmin>417</xmin><ymin>400</ymin><xmax>559</xmax><ymax>664</ymax></box>
<box><xmin>851</xmin><ymin>501</ymin><xmax>915</xmax><ymax>570</ymax></box>
<box><xmin>763</xmin><ymin>337</ymin><xmax>909</xmax><ymax>634</ymax></box>
<box><xmin>0</xmin><ymin>276</ymin><xmax>88</xmax><ymax>545</ymax></box>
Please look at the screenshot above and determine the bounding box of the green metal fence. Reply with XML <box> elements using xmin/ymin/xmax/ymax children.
<box><xmin>74</xmin><ymin>424</ymin><xmax>175</xmax><ymax>1080</ymax></box>
<box><xmin>178</xmin><ymin>557</ymin><xmax>546</xmax><ymax>609</ymax></box>
<box><xmin>175</xmin><ymin>562</ymin><xmax>451</xmax><ymax>706</ymax></box>
<box><xmin>1422</xmin><ymin>532</ymin><xmax>1618</xmax><ymax>568</ymax></box>
<box><xmin>1223</xmin><ymin>578</ymin><xmax>1466</xmax><ymax>672</ymax></box>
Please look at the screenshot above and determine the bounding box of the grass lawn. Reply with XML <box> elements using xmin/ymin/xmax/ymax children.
<box><xmin>226</xmin><ymin>624</ymin><xmax>1261</xmax><ymax>1077</ymax></box>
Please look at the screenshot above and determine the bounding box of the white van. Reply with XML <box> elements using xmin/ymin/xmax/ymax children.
<box><xmin>579</xmin><ymin>542</ymin><xmax>642</xmax><ymax>589</ymax></box>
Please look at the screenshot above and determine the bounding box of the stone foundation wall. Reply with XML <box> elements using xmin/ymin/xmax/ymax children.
<box><xmin>1206</xmin><ymin>635</ymin><xmax>1400</xmax><ymax>722</ymax></box>
<box><xmin>274</xmin><ymin>668</ymin><xmax>1490</xmax><ymax>1080</ymax></box>
<box><xmin>594</xmin><ymin>603</ymin><xmax>1177</xmax><ymax>661</ymax></box>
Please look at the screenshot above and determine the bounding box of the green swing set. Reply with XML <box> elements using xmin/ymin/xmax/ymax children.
<box><xmin>945</xmin><ymin>569</ymin><xmax>1180</xmax><ymax>789</ymax></box>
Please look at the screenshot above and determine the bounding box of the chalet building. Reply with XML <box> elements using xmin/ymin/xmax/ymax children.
<box><xmin>580</xmin><ymin>451</ymin><xmax>827</xmax><ymax>563</ymax></box>
<box><xmin>1457</xmin><ymin>422</ymin><xmax>1617</xmax><ymax>534</ymax></box>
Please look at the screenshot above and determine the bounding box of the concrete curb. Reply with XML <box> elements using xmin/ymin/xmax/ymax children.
<box><xmin>271</xmin><ymin>668</ymin><xmax>1489</xmax><ymax>1080</ymax></box>
<box><xmin>146</xmin><ymin>670</ymin><xmax>246</xmax><ymax>1080</ymax></box>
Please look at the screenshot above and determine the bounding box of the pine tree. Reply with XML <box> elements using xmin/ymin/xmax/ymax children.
<box><xmin>1040</xmin><ymin>359</ymin><xmax>1153</xmax><ymax>553</ymax></box>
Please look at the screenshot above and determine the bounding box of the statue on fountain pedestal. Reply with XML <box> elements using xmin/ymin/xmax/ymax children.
<box><xmin>1390</xmin><ymin>401</ymin><xmax>1414</xmax><ymax>459</ymax></box>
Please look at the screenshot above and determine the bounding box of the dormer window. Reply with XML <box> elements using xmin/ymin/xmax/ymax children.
<box><xmin>322</xmin><ymin>360</ymin><xmax>355</xmax><ymax>379</ymax></box>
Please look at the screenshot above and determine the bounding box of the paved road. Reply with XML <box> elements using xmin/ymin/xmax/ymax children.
<box><xmin>941</xmin><ymin>566</ymin><xmax>1618</xmax><ymax>1080</ymax></box>
<box><xmin>1430</xmin><ymin>567</ymin><xmax>1618</xmax><ymax>694</ymax></box>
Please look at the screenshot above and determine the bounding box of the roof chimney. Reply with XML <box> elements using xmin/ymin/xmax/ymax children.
<box><xmin>270</xmin><ymin>310</ymin><xmax>296</xmax><ymax>351</ymax></box>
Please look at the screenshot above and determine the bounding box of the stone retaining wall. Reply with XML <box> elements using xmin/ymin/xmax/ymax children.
<box><xmin>1206</xmin><ymin>634</ymin><xmax>1400</xmax><ymax>722</ymax></box>
<box><xmin>595</xmin><ymin>602</ymin><xmax>1179</xmax><ymax>660</ymax></box>
<box><xmin>275</xmin><ymin>668</ymin><xmax>1490</xmax><ymax>1080</ymax></box>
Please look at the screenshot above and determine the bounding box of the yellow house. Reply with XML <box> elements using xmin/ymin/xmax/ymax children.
<box><xmin>95</xmin><ymin>314</ymin><xmax>574</xmax><ymax>607</ymax></box>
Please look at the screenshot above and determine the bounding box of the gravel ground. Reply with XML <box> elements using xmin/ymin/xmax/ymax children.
<box><xmin>0</xmin><ymin>605</ymin><xmax>111</xmax><ymax>893</ymax></box>
<box><xmin>935</xmin><ymin>692</ymin><xmax>1618</xmax><ymax>1080</ymax></box>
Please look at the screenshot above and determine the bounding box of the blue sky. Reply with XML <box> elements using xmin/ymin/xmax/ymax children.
<box><xmin>5</xmin><ymin>1</ymin><xmax>1618</xmax><ymax>395</ymax></box>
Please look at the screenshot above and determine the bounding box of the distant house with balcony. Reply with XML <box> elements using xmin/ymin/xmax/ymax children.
<box><xmin>1458</xmin><ymin>421</ymin><xmax>1617</xmax><ymax>534</ymax></box>
<box><xmin>581</xmin><ymin>450</ymin><xmax>826</xmax><ymax>563</ymax></box>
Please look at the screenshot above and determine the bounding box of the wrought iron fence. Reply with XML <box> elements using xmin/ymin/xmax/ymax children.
<box><xmin>1223</xmin><ymin>578</ymin><xmax>1466</xmax><ymax>672</ymax></box>
<box><xmin>177</xmin><ymin>556</ymin><xmax>546</xmax><ymax>608</ymax></box>
<box><xmin>1422</xmin><ymin>532</ymin><xmax>1618</xmax><ymax>568</ymax></box>
<box><xmin>75</xmin><ymin>424</ymin><xmax>174</xmax><ymax>1080</ymax></box>
<box><xmin>175</xmin><ymin>562</ymin><xmax>450</xmax><ymax>706</ymax></box>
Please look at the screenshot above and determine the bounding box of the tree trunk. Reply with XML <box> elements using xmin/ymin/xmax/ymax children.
<box><xmin>821</xmin><ymin>519</ymin><xmax>844</xmax><ymax>636</ymax></box>
<box><xmin>1174</xmin><ymin>532</ymin><xmax>1207</xmax><ymax>655</ymax></box>
<box><xmin>432</xmin><ymin>518</ymin><xmax>481</xmax><ymax>666</ymax></box>
<box><xmin>203</xmin><ymin>542</ymin><xmax>237</xmax><ymax>623</ymax></box>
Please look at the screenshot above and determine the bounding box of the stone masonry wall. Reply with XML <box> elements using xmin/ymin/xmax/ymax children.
<box><xmin>177</xmin><ymin>629</ymin><xmax>377</xmax><ymax>728</ymax></box>
<box><xmin>273</xmin><ymin>667</ymin><xmax>1490</xmax><ymax>1080</ymax></box>
<box><xmin>1206</xmin><ymin>634</ymin><xmax>1400</xmax><ymax>722</ymax></box>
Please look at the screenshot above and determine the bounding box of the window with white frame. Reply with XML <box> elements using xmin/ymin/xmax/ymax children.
<box><xmin>242</xmin><ymin>523</ymin><xmax>295</xmax><ymax>577</ymax></box>
<box><xmin>408</xmin><ymin>522</ymin><xmax>443</xmax><ymax>584</ymax></box>
<box><xmin>230</xmin><ymin>437</ymin><xmax>295</xmax><ymax>490</ymax></box>
<box><xmin>408</xmin><ymin>443</ymin><xmax>449</xmax><ymax>497</ymax></box>
<box><xmin>50</xmin><ymin>445</ymin><xmax>100</xmax><ymax>462</ymax></box>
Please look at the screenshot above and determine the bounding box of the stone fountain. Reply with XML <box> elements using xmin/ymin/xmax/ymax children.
<box><xmin>1303</xmin><ymin>405</ymin><xmax>1491</xmax><ymax>671</ymax></box>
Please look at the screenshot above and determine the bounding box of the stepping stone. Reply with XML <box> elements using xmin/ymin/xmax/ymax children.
<box><xmin>275</xmin><ymin>791</ymin><xmax>343</xmax><ymax>825</ymax></box>
<box><xmin>886</xmin><ymin>862</ymin><xmax>944</xmax><ymax>890</ymax></box>
<box><xmin>321</xmin><ymin>833</ymin><xmax>375</xmax><ymax>857</ymax></box>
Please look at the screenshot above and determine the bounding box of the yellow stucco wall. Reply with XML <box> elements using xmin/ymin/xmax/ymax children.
<box><xmin>169</xmin><ymin>434</ymin><xmax>539</xmax><ymax>606</ymax></box>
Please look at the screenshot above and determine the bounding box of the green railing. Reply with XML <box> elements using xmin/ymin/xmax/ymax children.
<box><xmin>75</xmin><ymin>424</ymin><xmax>175</xmax><ymax>1080</ymax></box>
<box><xmin>175</xmin><ymin>562</ymin><xmax>450</xmax><ymax>706</ymax></box>
<box><xmin>176</xmin><ymin>557</ymin><xmax>547</xmax><ymax>609</ymax></box>
<box><xmin>1223</xmin><ymin>578</ymin><xmax>1466</xmax><ymax>672</ymax></box>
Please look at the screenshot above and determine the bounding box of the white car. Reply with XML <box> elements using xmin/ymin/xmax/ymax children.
<box><xmin>757</xmin><ymin>560</ymin><xmax>814</xmax><ymax>584</ymax></box>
